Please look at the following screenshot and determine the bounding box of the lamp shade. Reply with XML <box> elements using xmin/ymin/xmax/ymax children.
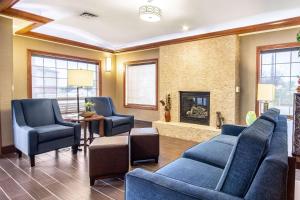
<box><xmin>68</xmin><ymin>69</ymin><xmax>93</xmax><ymax>87</ymax></box>
<box><xmin>257</xmin><ymin>84</ymin><xmax>275</xmax><ymax>101</ymax></box>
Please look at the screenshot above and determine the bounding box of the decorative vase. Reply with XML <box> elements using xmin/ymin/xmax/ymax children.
<box><xmin>165</xmin><ymin>111</ymin><xmax>171</xmax><ymax>122</ymax></box>
<box><xmin>216</xmin><ymin>112</ymin><xmax>224</xmax><ymax>129</ymax></box>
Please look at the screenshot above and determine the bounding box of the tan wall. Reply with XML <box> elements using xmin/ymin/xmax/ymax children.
<box><xmin>115</xmin><ymin>49</ymin><xmax>160</xmax><ymax>122</ymax></box>
<box><xmin>239</xmin><ymin>28</ymin><xmax>299</xmax><ymax>123</ymax></box>
<box><xmin>0</xmin><ymin>17</ymin><xmax>13</xmax><ymax>148</ymax></box>
<box><xmin>13</xmin><ymin>36</ymin><xmax>116</xmax><ymax>100</ymax></box>
<box><xmin>159</xmin><ymin>35</ymin><xmax>240</xmax><ymax>126</ymax></box>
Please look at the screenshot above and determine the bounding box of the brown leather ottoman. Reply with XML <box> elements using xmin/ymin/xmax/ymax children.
<box><xmin>130</xmin><ymin>128</ymin><xmax>159</xmax><ymax>165</ymax></box>
<box><xmin>89</xmin><ymin>136</ymin><xmax>129</xmax><ymax>186</ymax></box>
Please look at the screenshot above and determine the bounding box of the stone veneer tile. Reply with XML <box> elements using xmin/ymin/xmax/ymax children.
<box><xmin>159</xmin><ymin>35</ymin><xmax>240</xmax><ymax>126</ymax></box>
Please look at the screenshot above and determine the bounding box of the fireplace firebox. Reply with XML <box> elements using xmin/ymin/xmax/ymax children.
<box><xmin>180</xmin><ymin>91</ymin><xmax>210</xmax><ymax>125</ymax></box>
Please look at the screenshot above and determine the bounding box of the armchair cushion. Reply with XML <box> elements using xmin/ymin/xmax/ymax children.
<box><xmin>21</xmin><ymin>99</ymin><xmax>55</xmax><ymax>127</ymax></box>
<box><xmin>35</xmin><ymin>124</ymin><xmax>74</xmax><ymax>143</ymax></box>
<box><xmin>156</xmin><ymin>158</ymin><xmax>223</xmax><ymax>189</ymax></box>
<box><xmin>106</xmin><ymin>116</ymin><xmax>133</xmax><ymax>127</ymax></box>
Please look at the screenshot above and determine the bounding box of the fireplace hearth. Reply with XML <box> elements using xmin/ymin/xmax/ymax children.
<box><xmin>180</xmin><ymin>91</ymin><xmax>210</xmax><ymax>125</ymax></box>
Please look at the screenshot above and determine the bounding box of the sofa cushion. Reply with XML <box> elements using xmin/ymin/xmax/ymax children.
<box><xmin>156</xmin><ymin>158</ymin><xmax>223</xmax><ymax>189</ymax></box>
<box><xmin>106</xmin><ymin>116</ymin><xmax>131</xmax><ymax>127</ymax></box>
<box><xmin>211</xmin><ymin>134</ymin><xmax>238</xmax><ymax>146</ymax></box>
<box><xmin>35</xmin><ymin>124</ymin><xmax>74</xmax><ymax>143</ymax></box>
<box><xmin>21</xmin><ymin>99</ymin><xmax>55</xmax><ymax>127</ymax></box>
<box><xmin>183</xmin><ymin>140</ymin><xmax>234</xmax><ymax>168</ymax></box>
<box><xmin>216</xmin><ymin>118</ymin><xmax>275</xmax><ymax>197</ymax></box>
<box><xmin>259</xmin><ymin>108</ymin><xmax>280</xmax><ymax>124</ymax></box>
<box><xmin>244</xmin><ymin>115</ymin><xmax>288</xmax><ymax>200</ymax></box>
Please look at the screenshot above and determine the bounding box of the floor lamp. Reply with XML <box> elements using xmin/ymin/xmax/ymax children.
<box><xmin>67</xmin><ymin>69</ymin><xmax>93</xmax><ymax>119</ymax></box>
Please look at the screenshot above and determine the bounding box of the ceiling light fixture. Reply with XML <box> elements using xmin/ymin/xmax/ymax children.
<box><xmin>139</xmin><ymin>5</ymin><xmax>161</xmax><ymax>22</ymax></box>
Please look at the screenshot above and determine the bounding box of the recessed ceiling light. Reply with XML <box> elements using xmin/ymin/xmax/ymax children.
<box><xmin>139</xmin><ymin>5</ymin><xmax>161</xmax><ymax>22</ymax></box>
<box><xmin>182</xmin><ymin>25</ymin><xmax>189</xmax><ymax>31</ymax></box>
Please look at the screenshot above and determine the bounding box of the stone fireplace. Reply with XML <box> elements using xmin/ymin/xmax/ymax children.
<box><xmin>153</xmin><ymin>35</ymin><xmax>240</xmax><ymax>142</ymax></box>
<box><xmin>180</xmin><ymin>91</ymin><xmax>210</xmax><ymax>125</ymax></box>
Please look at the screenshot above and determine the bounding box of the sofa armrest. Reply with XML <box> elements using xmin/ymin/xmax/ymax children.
<box><xmin>13</xmin><ymin>125</ymin><xmax>38</xmax><ymax>156</ymax></box>
<box><xmin>126</xmin><ymin>169</ymin><xmax>243</xmax><ymax>200</ymax></box>
<box><xmin>221</xmin><ymin>124</ymin><xmax>247</xmax><ymax>137</ymax></box>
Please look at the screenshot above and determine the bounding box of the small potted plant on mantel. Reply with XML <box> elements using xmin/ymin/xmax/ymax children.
<box><xmin>160</xmin><ymin>94</ymin><xmax>171</xmax><ymax>122</ymax></box>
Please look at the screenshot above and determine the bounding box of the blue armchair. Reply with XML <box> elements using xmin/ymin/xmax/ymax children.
<box><xmin>85</xmin><ymin>97</ymin><xmax>134</xmax><ymax>136</ymax></box>
<box><xmin>12</xmin><ymin>99</ymin><xmax>81</xmax><ymax>167</ymax></box>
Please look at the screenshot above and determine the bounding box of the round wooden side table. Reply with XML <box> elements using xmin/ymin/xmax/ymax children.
<box><xmin>64</xmin><ymin>114</ymin><xmax>105</xmax><ymax>153</ymax></box>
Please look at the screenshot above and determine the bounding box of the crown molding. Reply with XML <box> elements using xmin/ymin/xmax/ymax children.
<box><xmin>115</xmin><ymin>16</ymin><xmax>300</xmax><ymax>53</ymax></box>
<box><xmin>0</xmin><ymin>0</ymin><xmax>19</xmax><ymax>12</ymax></box>
<box><xmin>18</xmin><ymin>31</ymin><xmax>115</xmax><ymax>53</ymax></box>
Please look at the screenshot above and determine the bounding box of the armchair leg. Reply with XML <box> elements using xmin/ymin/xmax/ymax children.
<box><xmin>72</xmin><ymin>145</ymin><xmax>79</xmax><ymax>154</ymax></box>
<box><xmin>90</xmin><ymin>177</ymin><xmax>96</xmax><ymax>186</ymax></box>
<box><xmin>30</xmin><ymin>155</ymin><xmax>35</xmax><ymax>167</ymax></box>
<box><xmin>16</xmin><ymin>149</ymin><xmax>22</xmax><ymax>158</ymax></box>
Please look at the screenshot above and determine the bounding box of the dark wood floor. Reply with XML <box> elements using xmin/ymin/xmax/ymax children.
<box><xmin>0</xmin><ymin>121</ymin><xmax>298</xmax><ymax>200</ymax></box>
<box><xmin>0</xmin><ymin>136</ymin><xmax>195</xmax><ymax>200</ymax></box>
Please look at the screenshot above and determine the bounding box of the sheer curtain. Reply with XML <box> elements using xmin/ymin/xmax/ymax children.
<box><xmin>125</xmin><ymin>63</ymin><xmax>156</xmax><ymax>107</ymax></box>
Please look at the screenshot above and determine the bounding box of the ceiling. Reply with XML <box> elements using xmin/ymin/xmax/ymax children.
<box><xmin>12</xmin><ymin>0</ymin><xmax>300</xmax><ymax>50</ymax></box>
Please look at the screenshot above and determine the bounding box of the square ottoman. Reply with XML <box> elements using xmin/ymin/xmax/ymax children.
<box><xmin>89</xmin><ymin>136</ymin><xmax>129</xmax><ymax>186</ymax></box>
<box><xmin>130</xmin><ymin>128</ymin><xmax>159</xmax><ymax>165</ymax></box>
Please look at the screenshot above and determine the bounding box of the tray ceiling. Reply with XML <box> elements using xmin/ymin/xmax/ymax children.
<box><xmin>12</xmin><ymin>0</ymin><xmax>300</xmax><ymax>50</ymax></box>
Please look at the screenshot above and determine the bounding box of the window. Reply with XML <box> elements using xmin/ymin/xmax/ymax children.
<box><xmin>124</xmin><ymin>59</ymin><xmax>158</xmax><ymax>110</ymax></box>
<box><xmin>29</xmin><ymin>50</ymin><xmax>100</xmax><ymax>114</ymax></box>
<box><xmin>258</xmin><ymin>46</ymin><xmax>300</xmax><ymax>116</ymax></box>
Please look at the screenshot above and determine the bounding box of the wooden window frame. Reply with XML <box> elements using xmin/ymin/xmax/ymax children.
<box><xmin>27</xmin><ymin>49</ymin><xmax>102</xmax><ymax>98</ymax></box>
<box><xmin>256</xmin><ymin>42</ymin><xmax>300</xmax><ymax>117</ymax></box>
<box><xmin>123</xmin><ymin>59</ymin><xmax>159</xmax><ymax>110</ymax></box>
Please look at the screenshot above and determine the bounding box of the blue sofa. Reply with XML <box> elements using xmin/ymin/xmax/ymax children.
<box><xmin>85</xmin><ymin>97</ymin><xmax>134</xmax><ymax>136</ymax></box>
<box><xmin>12</xmin><ymin>99</ymin><xmax>81</xmax><ymax>167</ymax></box>
<box><xmin>126</xmin><ymin>108</ymin><xmax>289</xmax><ymax>200</ymax></box>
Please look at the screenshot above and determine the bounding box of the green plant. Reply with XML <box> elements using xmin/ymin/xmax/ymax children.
<box><xmin>160</xmin><ymin>94</ymin><xmax>171</xmax><ymax>111</ymax></box>
<box><xmin>84</xmin><ymin>101</ymin><xmax>95</xmax><ymax>112</ymax></box>
<box><xmin>297</xmin><ymin>31</ymin><xmax>300</xmax><ymax>42</ymax></box>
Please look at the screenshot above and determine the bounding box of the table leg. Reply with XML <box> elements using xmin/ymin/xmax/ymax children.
<box><xmin>84</xmin><ymin>121</ymin><xmax>87</xmax><ymax>153</ymax></box>
<box><xmin>99</xmin><ymin>119</ymin><xmax>104</xmax><ymax>137</ymax></box>
<box><xmin>89</xmin><ymin>121</ymin><xmax>93</xmax><ymax>144</ymax></box>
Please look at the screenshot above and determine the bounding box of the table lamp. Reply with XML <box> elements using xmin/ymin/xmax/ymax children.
<box><xmin>257</xmin><ymin>83</ymin><xmax>275</xmax><ymax>113</ymax></box>
<box><xmin>68</xmin><ymin>69</ymin><xmax>93</xmax><ymax>118</ymax></box>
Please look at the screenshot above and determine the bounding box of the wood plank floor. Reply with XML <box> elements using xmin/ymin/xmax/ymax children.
<box><xmin>0</xmin><ymin>134</ymin><xmax>196</xmax><ymax>200</ymax></box>
<box><xmin>0</xmin><ymin>122</ymin><xmax>299</xmax><ymax>200</ymax></box>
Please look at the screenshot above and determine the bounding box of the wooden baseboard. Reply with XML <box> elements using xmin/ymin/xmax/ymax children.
<box><xmin>134</xmin><ymin>120</ymin><xmax>152</xmax><ymax>127</ymax></box>
<box><xmin>134</xmin><ymin>119</ymin><xmax>151</xmax><ymax>123</ymax></box>
<box><xmin>1</xmin><ymin>145</ymin><xmax>15</xmax><ymax>154</ymax></box>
